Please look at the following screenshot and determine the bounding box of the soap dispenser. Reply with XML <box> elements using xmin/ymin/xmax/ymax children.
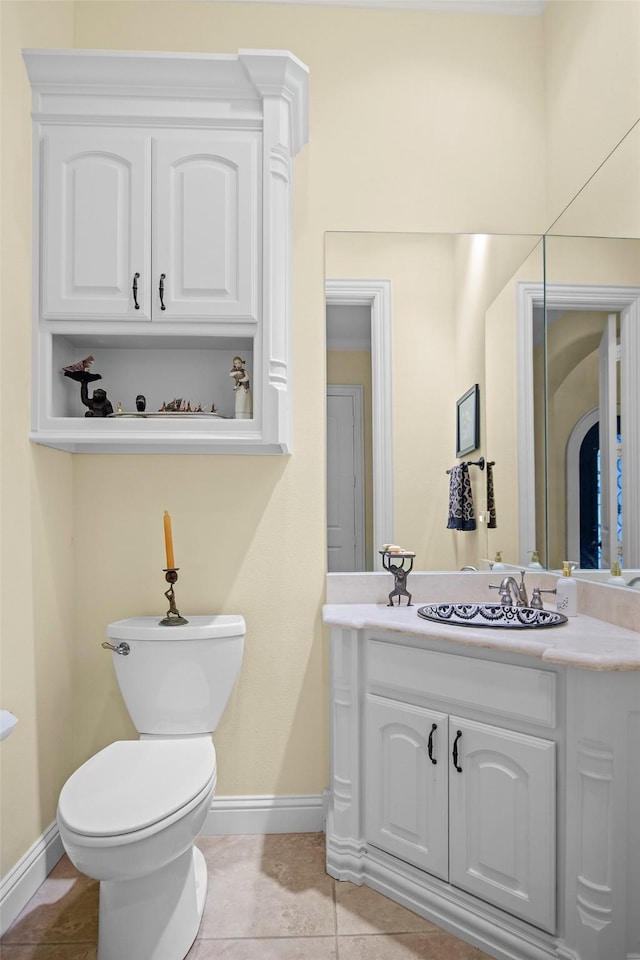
<box><xmin>492</xmin><ymin>551</ymin><xmax>505</xmax><ymax>571</ymax></box>
<box><xmin>556</xmin><ymin>561</ymin><xmax>577</xmax><ymax>617</ymax></box>
<box><xmin>528</xmin><ymin>550</ymin><xmax>543</xmax><ymax>570</ymax></box>
<box><xmin>607</xmin><ymin>560</ymin><xmax>627</xmax><ymax>586</ymax></box>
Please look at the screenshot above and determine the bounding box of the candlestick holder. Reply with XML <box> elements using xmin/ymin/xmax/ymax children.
<box><xmin>159</xmin><ymin>568</ymin><xmax>189</xmax><ymax>626</ymax></box>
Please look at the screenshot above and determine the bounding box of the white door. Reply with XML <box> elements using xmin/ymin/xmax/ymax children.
<box><xmin>327</xmin><ymin>386</ymin><xmax>365</xmax><ymax>572</ymax></box>
<box><xmin>365</xmin><ymin>696</ymin><xmax>449</xmax><ymax>879</ymax></box>
<box><xmin>154</xmin><ymin>132</ymin><xmax>259</xmax><ymax>320</ymax></box>
<box><xmin>42</xmin><ymin>129</ymin><xmax>151</xmax><ymax>319</ymax></box>
<box><xmin>599</xmin><ymin>314</ymin><xmax>618</xmax><ymax>568</ymax></box>
<box><xmin>448</xmin><ymin>717</ymin><xmax>556</xmax><ymax>932</ymax></box>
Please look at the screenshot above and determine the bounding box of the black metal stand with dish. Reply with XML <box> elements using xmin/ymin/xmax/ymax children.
<box><xmin>380</xmin><ymin>549</ymin><xmax>416</xmax><ymax>607</ymax></box>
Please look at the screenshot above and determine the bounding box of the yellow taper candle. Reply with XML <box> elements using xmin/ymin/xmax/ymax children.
<box><xmin>163</xmin><ymin>511</ymin><xmax>175</xmax><ymax>569</ymax></box>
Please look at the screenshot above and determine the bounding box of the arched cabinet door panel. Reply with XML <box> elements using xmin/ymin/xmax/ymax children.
<box><xmin>365</xmin><ymin>696</ymin><xmax>449</xmax><ymax>880</ymax></box>
<box><xmin>153</xmin><ymin>133</ymin><xmax>259</xmax><ymax>321</ymax></box>
<box><xmin>42</xmin><ymin>130</ymin><xmax>151</xmax><ymax>319</ymax></box>
<box><xmin>448</xmin><ymin>716</ymin><xmax>556</xmax><ymax>933</ymax></box>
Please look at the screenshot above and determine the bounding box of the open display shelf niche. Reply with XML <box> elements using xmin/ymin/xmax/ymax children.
<box><xmin>46</xmin><ymin>328</ymin><xmax>256</xmax><ymax>454</ymax></box>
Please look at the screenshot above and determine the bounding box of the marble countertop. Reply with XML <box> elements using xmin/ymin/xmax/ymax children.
<box><xmin>323</xmin><ymin>603</ymin><xmax>640</xmax><ymax>671</ymax></box>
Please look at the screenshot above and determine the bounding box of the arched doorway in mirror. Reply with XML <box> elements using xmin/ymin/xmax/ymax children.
<box><xmin>566</xmin><ymin>408</ymin><xmax>622</xmax><ymax>569</ymax></box>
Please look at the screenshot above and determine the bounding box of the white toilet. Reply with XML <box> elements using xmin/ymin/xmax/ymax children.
<box><xmin>57</xmin><ymin>615</ymin><xmax>245</xmax><ymax>960</ymax></box>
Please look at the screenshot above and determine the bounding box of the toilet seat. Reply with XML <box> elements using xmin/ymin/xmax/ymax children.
<box><xmin>58</xmin><ymin>738</ymin><xmax>216</xmax><ymax>838</ymax></box>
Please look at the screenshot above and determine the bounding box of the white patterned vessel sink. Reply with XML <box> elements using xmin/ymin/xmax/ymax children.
<box><xmin>417</xmin><ymin>602</ymin><xmax>568</xmax><ymax>629</ymax></box>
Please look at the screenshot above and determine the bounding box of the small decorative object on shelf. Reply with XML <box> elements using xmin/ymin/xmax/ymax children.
<box><xmin>62</xmin><ymin>356</ymin><xmax>113</xmax><ymax>417</ymax></box>
<box><xmin>230</xmin><ymin>356</ymin><xmax>253</xmax><ymax>420</ymax></box>
<box><xmin>62</xmin><ymin>355</ymin><xmax>95</xmax><ymax>373</ymax></box>
<box><xmin>379</xmin><ymin>545</ymin><xmax>416</xmax><ymax>607</ymax></box>
<box><xmin>158</xmin><ymin>398</ymin><xmax>216</xmax><ymax>414</ymax></box>
<box><xmin>161</xmin><ymin>511</ymin><xmax>188</xmax><ymax>626</ymax></box>
<box><xmin>136</xmin><ymin>394</ymin><xmax>146</xmax><ymax>412</ymax></box>
<box><xmin>116</xmin><ymin>402</ymin><xmax>123</xmax><ymax>414</ymax></box>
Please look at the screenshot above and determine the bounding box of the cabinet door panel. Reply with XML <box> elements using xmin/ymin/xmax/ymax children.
<box><xmin>448</xmin><ymin>717</ymin><xmax>556</xmax><ymax>932</ymax></box>
<box><xmin>365</xmin><ymin>697</ymin><xmax>448</xmax><ymax>878</ymax></box>
<box><xmin>154</xmin><ymin>135</ymin><xmax>258</xmax><ymax>320</ymax></box>
<box><xmin>43</xmin><ymin>130</ymin><xmax>150</xmax><ymax>319</ymax></box>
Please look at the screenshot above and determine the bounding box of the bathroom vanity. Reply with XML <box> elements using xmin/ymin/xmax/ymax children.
<box><xmin>323</xmin><ymin>589</ymin><xmax>640</xmax><ymax>960</ymax></box>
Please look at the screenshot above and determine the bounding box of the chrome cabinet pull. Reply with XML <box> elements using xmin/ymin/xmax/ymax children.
<box><xmin>159</xmin><ymin>273</ymin><xmax>166</xmax><ymax>310</ymax></box>
<box><xmin>427</xmin><ymin>723</ymin><xmax>438</xmax><ymax>765</ymax></box>
<box><xmin>132</xmin><ymin>272</ymin><xmax>140</xmax><ymax>310</ymax></box>
<box><xmin>452</xmin><ymin>729</ymin><xmax>463</xmax><ymax>772</ymax></box>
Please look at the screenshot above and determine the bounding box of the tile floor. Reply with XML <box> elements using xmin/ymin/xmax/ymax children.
<box><xmin>1</xmin><ymin>833</ymin><xmax>495</xmax><ymax>959</ymax></box>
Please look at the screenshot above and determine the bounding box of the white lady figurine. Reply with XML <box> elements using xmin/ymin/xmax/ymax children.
<box><xmin>229</xmin><ymin>356</ymin><xmax>253</xmax><ymax>419</ymax></box>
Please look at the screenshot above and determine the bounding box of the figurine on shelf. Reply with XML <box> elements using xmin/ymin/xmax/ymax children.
<box><xmin>136</xmin><ymin>395</ymin><xmax>146</xmax><ymax>412</ymax></box>
<box><xmin>116</xmin><ymin>402</ymin><xmax>123</xmax><ymax>414</ymax></box>
<box><xmin>81</xmin><ymin>384</ymin><xmax>113</xmax><ymax>418</ymax></box>
<box><xmin>229</xmin><ymin>356</ymin><xmax>253</xmax><ymax>420</ymax></box>
<box><xmin>62</xmin><ymin>357</ymin><xmax>113</xmax><ymax>417</ymax></box>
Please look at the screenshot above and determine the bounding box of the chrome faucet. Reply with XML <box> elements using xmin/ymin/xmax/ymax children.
<box><xmin>489</xmin><ymin>571</ymin><xmax>529</xmax><ymax>607</ymax></box>
<box><xmin>628</xmin><ymin>576</ymin><xmax>640</xmax><ymax>588</ymax></box>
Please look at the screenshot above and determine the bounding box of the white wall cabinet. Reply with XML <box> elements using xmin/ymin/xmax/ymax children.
<box><xmin>24</xmin><ymin>49</ymin><xmax>308</xmax><ymax>453</ymax></box>
<box><xmin>42</xmin><ymin>128</ymin><xmax>258</xmax><ymax>324</ymax></box>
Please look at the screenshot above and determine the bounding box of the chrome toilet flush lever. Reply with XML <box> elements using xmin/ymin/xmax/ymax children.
<box><xmin>101</xmin><ymin>640</ymin><xmax>130</xmax><ymax>656</ymax></box>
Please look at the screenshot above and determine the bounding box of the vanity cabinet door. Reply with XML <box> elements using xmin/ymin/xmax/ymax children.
<box><xmin>365</xmin><ymin>696</ymin><xmax>449</xmax><ymax>879</ymax></box>
<box><xmin>42</xmin><ymin>129</ymin><xmax>151</xmax><ymax>320</ymax></box>
<box><xmin>153</xmin><ymin>132</ymin><xmax>259</xmax><ymax>321</ymax></box>
<box><xmin>448</xmin><ymin>717</ymin><xmax>556</xmax><ymax>932</ymax></box>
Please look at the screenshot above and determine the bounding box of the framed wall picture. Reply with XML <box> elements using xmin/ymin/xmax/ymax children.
<box><xmin>456</xmin><ymin>384</ymin><xmax>479</xmax><ymax>458</ymax></box>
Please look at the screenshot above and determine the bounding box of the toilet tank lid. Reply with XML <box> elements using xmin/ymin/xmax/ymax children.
<box><xmin>57</xmin><ymin>738</ymin><xmax>216</xmax><ymax>837</ymax></box>
<box><xmin>106</xmin><ymin>614</ymin><xmax>245</xmax><ymax>641</ymax></box>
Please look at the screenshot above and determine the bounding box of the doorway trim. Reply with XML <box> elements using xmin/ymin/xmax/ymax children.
<box><xmin>326</xmin><ymin>278</ymin><xmax>393</xmax><ymax>569</ymax></box>
<box><xmin>517</xmin><ymin>281</ymin><xmax>640</xmax><ymax>567</ymax></box>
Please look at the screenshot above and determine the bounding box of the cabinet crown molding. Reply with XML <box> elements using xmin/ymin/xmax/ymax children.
<box><xmin>22</xmin><ymin>48</ymin><xmax>309</xmax><ymax>148</ymax></box>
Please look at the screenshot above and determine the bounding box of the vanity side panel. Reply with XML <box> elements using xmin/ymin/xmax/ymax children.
<box><xmin>562</xmin><ymin>668</ymin><xmax>638</xmax><ymax>960</ymax></box>
<box><xmin>327</xmin><ymin>626</ymin><xmax>366</xmax><ymax>882</ymax></box>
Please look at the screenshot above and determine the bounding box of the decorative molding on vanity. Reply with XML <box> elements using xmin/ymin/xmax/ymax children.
<box><xmin>0</xmin><ymin>822</ymin><xmax>64</xmax><ymax>937</ymax></box>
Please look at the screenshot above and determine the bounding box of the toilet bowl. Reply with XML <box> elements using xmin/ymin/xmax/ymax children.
<box><xmin>57</xmin><ymin>615</ymin><xmax>245</xmax><ymax>960</ymax></box>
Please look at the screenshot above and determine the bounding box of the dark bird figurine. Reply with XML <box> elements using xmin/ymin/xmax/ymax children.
<box><xmin>62</xmin><ymin>355</ymin><xmax>95</xmax><ymax>373</ymax></box>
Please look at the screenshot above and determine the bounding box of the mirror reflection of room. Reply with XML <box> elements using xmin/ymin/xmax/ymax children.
<box><xmin>325</xmin><ymin>120</ymin><xmax>640</xmax><ymax>580</ymax></box>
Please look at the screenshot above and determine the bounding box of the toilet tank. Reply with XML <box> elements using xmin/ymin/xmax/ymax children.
<box><xmin>105</xmin><ymin>616</ymin><xmax>245</xmax><ymax>736</ymax></box>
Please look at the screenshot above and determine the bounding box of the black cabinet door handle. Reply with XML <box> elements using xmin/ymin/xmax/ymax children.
<box><xmin>132</xmin><ymin>273</ymin><xmax>140</xmax><ymax>310</ymax></box>
<box><xmin>452</xmin><ymin>729</ymin><xmax>463</xmax><ymax>772</ymax></box>
<box><xmin>427</xmin><ymin>723</ymin><xmax>437</xmax><ymax>764</ymax></box>
<box><xmin>159</xmin><ymin>273</ymin><xmax>166</xmax><ymax>311</ymax></box>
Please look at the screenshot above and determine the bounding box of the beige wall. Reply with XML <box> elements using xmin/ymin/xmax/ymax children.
<box><xmin>1</xmin><ymin>0</ymin><xmax>638</xmax><ymax>882</ymax></box>
<box><xmin>0</xmin><ymin>1</ymin><xmax>76</xmax><ymax>876</ymax></box>
<box><xmin>543</xmin><ymin>0</ymin><xmax>640</xmax><ymax>225</ymax></box>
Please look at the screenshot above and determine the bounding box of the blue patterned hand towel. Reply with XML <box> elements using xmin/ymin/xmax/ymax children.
<box><xmin>446</xmin><ymin>463</ymin><xmax>476</xmax><ymax>531</ymax></box>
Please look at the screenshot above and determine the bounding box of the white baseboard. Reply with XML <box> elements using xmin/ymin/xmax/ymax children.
<box><xmin>204</xmin><ymin>793</ymin><xmax>326</xmax><ymax>835</ymax></box>
<box><xmin>0</xmin><ymin>821</ymin><xmax>65</xmax><ymax>937</ymax></box>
